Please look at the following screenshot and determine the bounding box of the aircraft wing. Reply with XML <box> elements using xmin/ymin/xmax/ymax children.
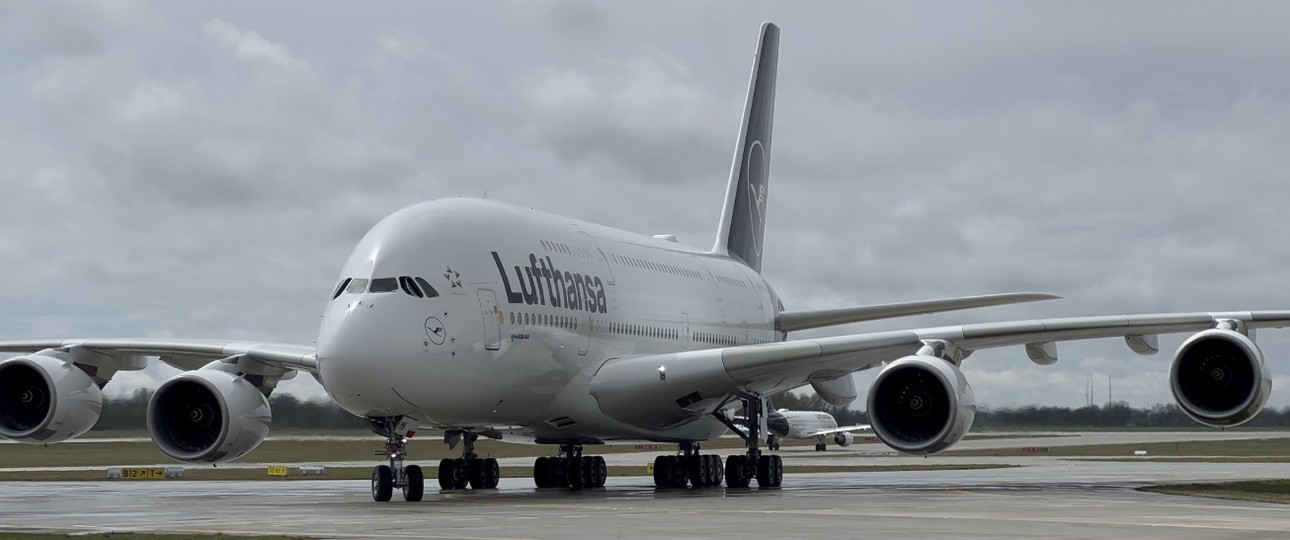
<box><xmin>775</xmin><ymin>292</ymin><xmax>1060</xmax><ymax>333</ymax></box>
<box><xmin>0</xmin><ymin>338</ymin><xmax>317</xmax><ymax>372</ymax></box>
<box><xmin>804</xmin><ymin>425</ymin><xmax>871</xmax><ymax>437</ymax></box>
<box><xmin>588</xmin><ymin>311</ymin><xmax>1290</xmax><ymax>429</ymax></box>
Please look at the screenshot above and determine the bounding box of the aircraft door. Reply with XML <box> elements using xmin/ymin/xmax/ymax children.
<box><xmin>477</xmin><ymin>289</ymin><xmax>501</xmax><ymax>351</ymax></box>
<box><xmin>681</xmin><ymin>313</ymin><xmax>690</xmax><ymax>350</ymax></box>
<box><xmin>579</xmin><ymin>231</ymin><xmax>615</xmax><ymax>286</ymax></box>
<box><xmin>579</xmin><ymin>315</ymin><xmax>590</xmax><ymax>356</ymax></box>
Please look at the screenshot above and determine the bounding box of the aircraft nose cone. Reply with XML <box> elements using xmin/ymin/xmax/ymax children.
<box><xmin>315</xmin><ymin>301</ymin><xmax>384</xmax><ymax>413</ymax></box>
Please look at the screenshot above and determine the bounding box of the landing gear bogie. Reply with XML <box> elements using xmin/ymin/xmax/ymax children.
<box><xmin>532</xmin><ymin>445</ymin><xmax>606</xmax><ymax>489</ymax></box>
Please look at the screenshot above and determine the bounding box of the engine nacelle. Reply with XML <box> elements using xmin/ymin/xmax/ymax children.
<box><xmin>147</xmin><ymin>368</ymin><xmax>271</xmax><ymax>463</ymax></box>
<box><xmin>0</xmin><ymin>353</ymin><xmax>103</xmax><ymax>443</ymax></box>
<box><xmin>866</xmin><ymin>355</ymin><xmax>975</xmax><ymax>455</ymax></box>
<box><xmin>1169</xmin><ymin>329</ymin><xmax>1271</xmax><ymax>427</ymax></box>
<box><xmin>833</xmin><ymin>431</ymin><xmax>854</xmax><ymax>447</ymax></box>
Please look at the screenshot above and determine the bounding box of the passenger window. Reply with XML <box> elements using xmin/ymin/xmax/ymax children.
<box><xmin>369</xmin><ymin>278</ymin><xmax>398</xmax><ymax>293</ymax></box>
<box><xmin>345</xmin><ymin>278</ymin><xmax>369</xmax><ymax>294</ymax></box>
<box><xmin>332</xmin><ymin>278</ymin><xmax>352</xmax><ymax>299</ymax></box>
<box><xmin>414</xmin><ymin>277</ymin><xmax>440</xmax><ymax>298</ymax></box>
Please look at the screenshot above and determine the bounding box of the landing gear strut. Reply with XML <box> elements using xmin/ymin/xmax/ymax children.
<box><xmin>715</xmin><ymin>396</ymin><xmax>782</xmax><ymax>489</ymax></box>
<box><xmin>368</xmin><ymin>417</ymin><xmax>424</xmax><ymax>502</ymax></box>
<box><xmin>438</xmin><ymin>430</ymin><xmax>500</xmax><ymax>490</ymax></box>
<box><xmin>533</xmin><ymin>443</ymin><xmax>607</xmax><ymax>489</ymax></box>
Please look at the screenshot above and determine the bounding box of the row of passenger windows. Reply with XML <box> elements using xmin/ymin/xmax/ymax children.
<box><xmin>508</xmin><ymin>311</ymin><xmax>580</xmax><ymax>330</ymax></box>
<box><xmin>714</xmin><ymin>274</ymin><xmax>750</xmax><ymax>289</ymax></box>
<box><xmin>597</xmin><ymin>320</ymin><xmax>680</xmax><ymax>340</ymax></box>
<box><xmin>505</xmin><ymin>311</ymin><xmax>772</xmax><ymax>346</ymax></box>
<box><xmin>609</xmin><ymin>253</ymin><xmax>703</xmax><ymax>280</ymax></box>
<box><xmin>540</xmin><ymin>240</ymin><xmax>594</xmax><ymax>260</ymax></box>
<box><xmin>332</xmin><ymin>276</ymin><xmax>440</xmax><ymax>300</ymax></box>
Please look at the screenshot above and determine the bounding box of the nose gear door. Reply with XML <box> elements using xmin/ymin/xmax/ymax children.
<box><xmin>477</xmin><ymin>289</ymin><xmax>501</xmax><ymax>351</ymax></box>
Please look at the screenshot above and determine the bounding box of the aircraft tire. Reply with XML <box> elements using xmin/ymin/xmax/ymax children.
<box><xmin>402</xmin><ymin>465</ymin><xmax>424</xmax><ymax>502</ymax></box>
<box><xmin>482</xmin><ymin>458</ymin><xmax>500</xmax><ymax>489</ymax></box>
<box><xmin>438</xmin><ymin>458</ymin><xmax>456</xmax><ymax>489</ymax></box>
<box><xmin>653</xmin><ymin>456</ymin><xmax>669</xmax><ymax>487</ymax></box>
<box><xmin>534</xmin><ymin>457</ymin><xmax>550</xmax><ymax>488</ymax></box>
<box><xmin>756</xmin><ymin>455</ymin><xmax>772</xmax><ymax>488</ymax></box>
<box><xmin>688</xmin><ymin>455</ymin><xmax>706</xmax><ymax>487</ymax></box>
<box><xmin>371</xmin><ymin>465</ymin><xmax>393</xmax><ymax>502</ymax></box>
<box><xmin>592</xmin><ymin>456</ymin><xmax>607</xmax><ymax>487</ymax></box>
<box><xmin>725</xmin><ymin>455</ymin><xmax>749</xmax><ymax>488</ymax></box>
<box><xmin>567</xmin><ymin>456</ymin><xmax>584</xmax><ymax>489</ymax></box>
<box><xmin>710</xmin><ymin>455</ymin><xmax>724</xmax><ymax>486</ymax></box>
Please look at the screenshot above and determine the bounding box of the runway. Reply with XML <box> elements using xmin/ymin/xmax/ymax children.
<box><xmin>2</xmin><ymin>459</ymin><xmax>1289</xmax><ymax>539</ymax></box>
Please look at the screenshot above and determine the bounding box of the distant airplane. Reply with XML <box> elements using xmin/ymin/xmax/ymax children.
<box><xmin>765</xmin><ymin>409</ymin><xmax>870</xmax><ymax>451</ymax></box>
<box><xmin>1</xmin><ymin>22</ymin><xmax>1285</xmax><ymax>504</ymax></box>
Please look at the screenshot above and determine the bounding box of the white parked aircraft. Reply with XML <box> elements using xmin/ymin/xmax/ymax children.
<box><xmin>765</xmin><ymin>408</ymin><xmax>870</xmax><ymax>452</ymax></box>
<box><xmin>1</xmin><ymin>23</ymin><xmax>1287</xmax><ymax>502</ymax></box>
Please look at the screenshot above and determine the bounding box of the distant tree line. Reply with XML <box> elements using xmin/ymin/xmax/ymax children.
<box><xmin>769</xmin><ymin>390</ymin><xmax>1290</xmax><ymax>428</ymax></box>
<box><xmin>95</xmin><ymin>389</ymin><xmax>367</xmax><ymax>431</ymax></box>
<box><xmin>95</xmin><ymin>389</ymin><xmax>1290</xmax><ymax>432</ymax></box>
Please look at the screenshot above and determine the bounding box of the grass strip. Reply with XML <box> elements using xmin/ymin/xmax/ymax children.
<box><xmin>945</xmin><ymin>436</ymin><xmax>1290</xmax><ymax>458</ymax></box>
<box><xmin>1140</xmin><ymin>479</ymin><xmax>1290</xmax><ymax>504</ymax></box>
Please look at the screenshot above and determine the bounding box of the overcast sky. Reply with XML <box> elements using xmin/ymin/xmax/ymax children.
<box><xmin>3</xmin><ymin>1</ymin><xmax>1290</xmax><ymax>409</ymax></box>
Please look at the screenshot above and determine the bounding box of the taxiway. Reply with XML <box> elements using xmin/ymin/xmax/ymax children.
<box><xmin>2</xmin><ymin>458</ymin><xmax>1288</xmax><ymax>539</ymax></box>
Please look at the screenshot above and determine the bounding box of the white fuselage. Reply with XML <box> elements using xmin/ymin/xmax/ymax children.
<box><xmin>777</xmin><ymin>410</ymin><xmax>839</xmax><ymax>439</ymax></box>
<box><xmin>315</xmin><ymin>198</ymin><xmax>780</xmax><ymax>443</ymax></box>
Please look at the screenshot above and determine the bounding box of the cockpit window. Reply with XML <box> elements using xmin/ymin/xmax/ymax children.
<box><xmin>332</xmin><ymin>278</ymin><xmax>352</xmax><ymax>299</ymax></box>
<box><xmin>333</xmin><ymin>276</ymin><xmax>438</xmax><ymax>299</ymax></box>
<box><xmin>414</xmin><ymin>277</ymin><xmax>440</xmax><ymax>298</ymax></box>
<box><xmin>369</xmin><ymin>277</ymin><xmax>399</xmax><ymax>293</ymax></box>
<box><xmin>399</xmin><ymin>276</ymin><xmax>424</xmax><ymax>298</ymax></box>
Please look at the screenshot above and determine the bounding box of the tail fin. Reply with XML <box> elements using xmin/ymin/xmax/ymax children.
<box><xmin>712</xmin><ymin>22</ymin><xmax>779</xmax><ymax>273</ymax></box>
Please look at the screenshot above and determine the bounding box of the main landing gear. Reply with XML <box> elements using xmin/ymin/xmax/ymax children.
<box><xmin>653</xmin><ymin>441</ymin><xmax>724</xmax><ymax>488</ymax></box>
<box><xmin>368</xmin><ymin>417</ymin><xmax>424</xmax><ymax>502</ymax></box>
<box><xmin>438</xmin><ymin>430</ymin><xmax>501</xmax><ymax>490</ymax></box>
<box><xmin>533</xmin><ymin>443</ymin><xmax>608</xmax><ymax>489</ymax></box>
<box><xmin>709</xmin><ymin>395</ymin><xmax>783</xmax><ymax>489</ymax></box>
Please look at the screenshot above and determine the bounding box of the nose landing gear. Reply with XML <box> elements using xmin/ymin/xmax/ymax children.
<box><xmin>368</xmin><ymin>417</ymin><xmax>424</xmax><ymax>502</ymax></box>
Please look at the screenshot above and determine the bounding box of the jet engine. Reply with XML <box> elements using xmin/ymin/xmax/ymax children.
<box><xmin>866</xmin><ymin>355</ymin><xmax>975</xmax><ymax>455</ymax></box>
<box><xmin>833</xmin><ymin>431</ymin><xmax>854</xmax><ymax>447</ymax></box>
<box><xmin>0</xmin><ymin>353</ymin><xmax>103</xmax><ymax>443</ymax></box>
<box><xmin>1169</xmin><ymin>329</ymin><xmax>1271</xmax><ymax>427</ymax></box>
<box><xmin>147</xmin><ymin>368</ymin><xmax>271</xmax><ymax>463</ymax></box>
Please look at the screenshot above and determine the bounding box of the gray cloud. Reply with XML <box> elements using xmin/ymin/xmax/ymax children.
<box><xmin>3</xmin><ymin>1</ymin><xmax>1290</xmax><ymax>408</ymax></box>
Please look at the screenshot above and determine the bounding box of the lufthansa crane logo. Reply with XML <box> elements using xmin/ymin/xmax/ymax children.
<box><xmin>745</xmin><ymin>140</ymin><xmax>768</xmax><ymax>257</ymax></box>
<box><xmin>425</xmin><ymin>316</ymin><xmax>446</xmax><ymax>346</ymax></box>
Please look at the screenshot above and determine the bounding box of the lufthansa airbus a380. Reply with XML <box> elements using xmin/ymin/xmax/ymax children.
<box><xmin>2</xmin><ymin>23</ymin><xmax>1287</xmax><ymax>502</ymax></box>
